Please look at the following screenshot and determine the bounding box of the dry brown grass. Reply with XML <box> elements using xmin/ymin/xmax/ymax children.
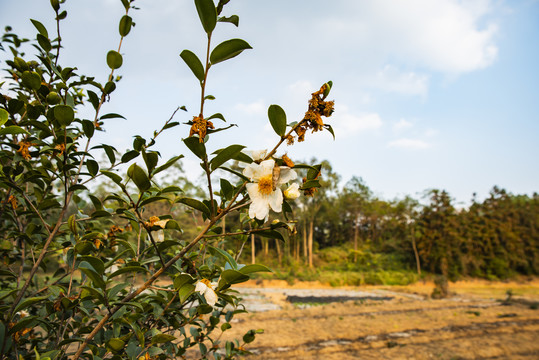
<box><xmin>222</xmin><ymin>279</ymin><xmax>539</xmax><ymax>359</ymax></box>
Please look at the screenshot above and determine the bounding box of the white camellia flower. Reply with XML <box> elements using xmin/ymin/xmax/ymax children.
<box><xmin>283</xmin><ymin>183</ymin><xmax>300</xmax><ymax>200</ymax></box>
<box><xmin>195</xmin><ymin>279</ymin><xmax>218</xmax><ymax>306</ymax></box>
<box><xmin>243</xmin><ymin>159</ymin><xmax>297</xmax><ymax>220</ymax></box>
<box><xmin>250</xmin><ymin>149</ymin><xmax>267</xmax><ymax>162</ymax></box>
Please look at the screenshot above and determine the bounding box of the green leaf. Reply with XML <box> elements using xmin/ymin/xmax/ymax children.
<box><xmin>80</xmin><ymin>285</ymin><xmax>105</xmax><ymax>303</ymax></box>
<box><xmin>37</xmin><ymin>34</ymin><xmax>52</xmax><ymax>52</ymax></box>
<box><xmin>218</xmin><ymin>269</ymin><xmax>249</xmax><ymax>289</ymax></box>
<box><xmin>326</xmin><ymin>124</ymin><xmax>336</xmax><ymax>140</ymax></box>
<box><xmin>104</xmin><ymin>81</ymin><xmax>116</xmax><ymax>94</ymax></box>
<box><xmin>81</xmin><ymin>120</ymin><xmax>95</xmax><ymax>138</ymax></box>
<box><xmin>194</xmin><ymin>0</ymin><xmax>217</xmax><ymax>34</ymax></box>
<box><xmin>79</xmin><ymin>261</ymin><xmax>106</xmax><ymax>289</ymax></box>
<box><xmin>238</xmin><ymin>264</ymin><xmax>273</xmax><ymax>275</ymax></box>
<box><xmin>30</xmin><ymin>19</ymin><xmax>48</xmax><ymax>37</ymax></box>
<box><xmin>173</xmin><ymin>273</ymin><xmax>195</xmax><ymax>290</ymax></box>
<box><xmin>22</xmin><ymin>71</ymin><xmax>42</xmax><ymax>91</ymax></box>
<box><xmin>127</xmin><ymin>163</ymin><xmax>151</xmax><ymax>191</ymax></box>
<box><xmin>91</xmin><ymin>209</ymin><xmax>112</xmax><ymax>218</ymax></box>
<box><xmin>107</xmin><ymin>266</ymin><xmax>148</xmax><ymax>279</ymax></box>
<box><xmin>140</xmin><ymin>196</ymin><xmax>169</xmax><ymax>207</ymax></box>
<box><xmin>152</xmin><ymin>155</ymin><xmax>184</xmax><ymax>176</ymax></box>
<box><xmin>13</xmin><ymin>296</ymin><xmax>47</xmax><ymax>314</ymax></box>
<box><xmin>256</xmin><ymin>229</ymin><xmax>285</xmax><ymax>242</ymax></box>
<box><xmin>78</xmin><ymin>255</ymin><xmax>105</xmax><ymax>275</ymax></box>
<box><xmin>74</xmin><ymin>241</ymin><xmax>94</xmax><ymax>255</ymax></box>
<box><xmin>119</xmin><ymin>15</ymin><xmax>133</xmax><ymax>37</ymax></box>
<box><xmin>106</xmin><ymin>50</ymin><xmax>123</xmax><ymax>69</ymax></box>
<box><xmin>218</xmin><ymin>15</ymin><xmax>239</xmax><ymax>27</ymax></box>
<box><xmin>207</xmin><ymin>113</ymin><xmax>225</xmax><ymax>122</ymax></box>
<box><xmin>268</xmin><ymin>104</ymin><xmax>287</xmax><ymax>137</ymax></box>
<box><xmin>151</xmin><ymin>334</ymin><xmax>176</xmax><ymax>344</ymax></box>
<box><xmin>87</xmin><ymin>90</ymin><xmax>99</xmax><ymax>110</ymax></box>
<box><xmin>307</xmin><ymin>164</ymin><xmax>322</xmax><ymax>179</ymax></box>
<box><xmin>54</xmin><ymin>105</ymin><xmax>74</xmax><ymax>126</ymax></box>
<box><xmin>210</xmin><ymin>144</ymin><xmax>245</xmax><ymax>172</ymax></box>
<box><xmin>102</xmin><ymin>144</ymin><xmax>117</xmax><ymax>164</ymax></box>
<box><xmin>9</xmin><ymin>316</ymin><xmax>39</xmax><ymax>335</ymax></box>
<box><xmin>142</xmin><ymin>150</ymin><xmax>159</xmax><ymax>174</ymax></box>
<box><xmin>208</xmin><ymin>245</ymin><xmax>237</xmax><ymax>270</ymax></box>
<box><xmin>0</xmin><ymin>269</ymin><xmax>17</xmax><ymax>278</ymax></box>
<box><xmin>180</xmin><ymin>50</ymin><xmax>205</xmax><ymax>82</ymax></box>
<box><xmin>0</xmin><ymin>108</ymin><xmax>8</xmax><ymax>126</ymax></box>
<box><xmin>0</xmin><ymin>126</ymin><xmax>29</xmax><ymax>136</ymax></box>
<box><xmin>121</xmin><ymin>150</ymin><xmax>140</xmax><ymax>163</ymax></box>
<box><xmin>183</xmin><ymin>136</ymin><xmax>206</xmax><ymax>159</ymax></box>
<box><xmin>210</xmin><ymin>38</ymin><xmax>252</xmax><ymax>65</ymax></box>
<box><xmin>178</xmin><ymin>283</ymin><xmax>195</xmax><ymax>303</ymax></box>
<box><xmin>100</xmin><ymin>113</ymin><xmax>126</xmax><ymax>120</ymax></box>
<box><xmin>51</xmin><ymin>0</ymin><xmax>60</xmax><ymax>11</ymax></box>
<box><xmin>220</xmin><ymin>178</ymin><xmax>234</xmax><ymax>200</ymax></box>
<box><xmin>324</xmin><ymin>80</ymin><xmax>333</xmax><ymax>97</ymax></box>
<box><xmin>177</xmin><ymin>197</ymin><xmax>210</xmax><ymax>218</ymax></box>
<box><xmin>219</xmin><ymin>166</ymin><xmax>250</xmax><ymax>181</ymax></box>
<box><xmin>301</xmin><ymin>179</ymin><xmax>321</xmax><ymax>189</ymax></box>
<box><xmin>106</xmin><ymin>338</ymin><xmax>125</xmax><ymax>352</ymax></box>
<box><xmin>163</xmin><ymin>121</ymin><xmax>179</xmax><ymax>130</ymax></box>
<box><xmin>100</xmin><ymin>170</ymin><xmax>123</xmax><ymax>185</ymax></box>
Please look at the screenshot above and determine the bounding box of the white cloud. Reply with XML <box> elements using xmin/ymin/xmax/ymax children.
<box><xmin>372</xmin><ymin>65</ymin><xmax>429</xmax><ymax>96</ymax></box>
<box><xmin>388</xmin><ymin>138</ymin><xmax>431</xmax><ymax>149</ymax></box>
<box><xmin>287</xmin><ymin>80</ymin><xmax>314</xmax><ymax>98</ymax></box>
<box><xmin>361</xmin><ymin>0</ymin><xmax>499</xmax><ymax>73</ymax></box>
<box><xmin>333</xmin><ymin>111</ymin><xmax>383</xmax><ymax>138</ymax></box>
<box><xmin>393</xmin><ymin>118</ymin><xmax>413</xmax><ymax>131</ymax></box>
<box><xmin>234</xmin><ymin>100</ymin><xmax>266</xmax><ymax>115</ymax></box>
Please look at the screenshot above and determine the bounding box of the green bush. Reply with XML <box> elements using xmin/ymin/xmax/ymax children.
<box><xmin>0</xmin><ymin>0</ymin><xmax>335</xmax><ymax>358</ymax></box>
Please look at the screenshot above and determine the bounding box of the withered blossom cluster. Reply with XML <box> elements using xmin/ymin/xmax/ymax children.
<box><xmin>288</xmin><ymin>83</ymin><xmax>335</xmax><ymax>144</ymax></box>
<box><xmin>189</xmin><ymin>114</ymin><xmax>214</xmax><ymax>143</ymax></box>
<box><xmin>16</xmin><ymin>140</ymin><xmax>34</xmax><ymax>160</ymax></box>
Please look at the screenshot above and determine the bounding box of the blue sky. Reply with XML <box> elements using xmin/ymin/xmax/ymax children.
<box><xmin>1</xmin><ymin>0</ymin><xmax>538</xmax><ymax>206</ymax></box>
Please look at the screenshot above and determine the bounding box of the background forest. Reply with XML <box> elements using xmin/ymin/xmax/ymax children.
<box><xmin>96</xmin><ymin>159</ymin><xmax>539</xmax><ymax>287</ymax></box>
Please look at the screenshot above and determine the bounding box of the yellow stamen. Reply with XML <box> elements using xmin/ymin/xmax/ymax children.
<box><xmin>257</xmin><ymin>175</ymin><xmax>273</xmax><ymax>195</ymax></box>
<box><xmin>201</xmin><ymin>278</ymin><xmax>212</xmax><ymax>287</ymax></box>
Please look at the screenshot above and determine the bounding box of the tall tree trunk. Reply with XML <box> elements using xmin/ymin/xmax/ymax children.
<box><xmin>296</xmin><ymin>232</ymin><xmax>300</xmax><ymax>261</ymax></box>
<box><xmin>411</xmin><ymin>224</ymin><xmax>421</xmax><ymax>275</ymax></box>
<box><xmin>275</xmin><ymin>238</ymin><xmax>282</xmax><ymax>264</ymax></box>
<box><xmin>308</xmin><ymin>220</ymin><xmax>314</xmax><ymax>268</ymax></box>
<box><xmin>353</xmin><ymin>214</ymin><xmax>359</xmax><ymax>262</ymax></box>
<box><xmin>303</xmin><ymin>221</ymin><xmax>308</xmax><ymax>262</ymax></box>
<box><xmin>251</xmin><ymin>233</ymin><xmax>255</xmax><ymax>264</ymax></box>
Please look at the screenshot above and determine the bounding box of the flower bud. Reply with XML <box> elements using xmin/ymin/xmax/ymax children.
<box><xmin>284</xmin><ymin>183</ymin><xmax>300</xmax><ymax>200</ymax></box>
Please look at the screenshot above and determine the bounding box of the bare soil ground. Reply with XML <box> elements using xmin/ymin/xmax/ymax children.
<box><xmin>220</xmin><ymin>279</ymin><xmax>539</xmax><ymax>359</ymax></box>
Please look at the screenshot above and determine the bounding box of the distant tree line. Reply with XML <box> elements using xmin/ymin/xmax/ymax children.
<box><xmin>97</xmin><ymin>160</ymin><xmax>538</xmax><ymax>280</ymax></box>
<box><xmin>242</xmin><ymin>160</ymin><xmax>539</xmax><ymax>280</ymax></box>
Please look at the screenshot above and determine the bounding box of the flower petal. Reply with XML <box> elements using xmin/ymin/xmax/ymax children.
<box><xmin>251</xmin><ymin>149</ymin><xmax>267</xmax><ymax>161</ymax></box>
<box><xmin>204</xmin><ymin>287</ymin><xmax>218</xmax><ymax>306</ymax></box>
<box><xmin>195</xmin><ymin>281</ymin><xmax>208</xmax><ymax>294</ymax></box>
<box><xmin>259</xmin><ymin>159</ymin><xmax>275</xmax><ymax>176</ymax></box>
<box><xmin>246</xmin><ymin>183</ymin><xmax>259</xmax><ymax>199</ymax></box>
<box><xmin>268</xmin><ymin>189</ymin><xmax>283</xmax><ymax>213</ymax></box>
<box><xmin>250</xmin><ymin>197</ymin><xmax>270</xmax><ymax>220</ymax></box>
<box><xmin>277</xmin><ymin>167</ymin><xmax>297</xmax><ymax>184</ymax></box>
<box><xmin>243</xmin><ymin>163</ymin><xmax>259</xmax><ymax>180</ymax></box>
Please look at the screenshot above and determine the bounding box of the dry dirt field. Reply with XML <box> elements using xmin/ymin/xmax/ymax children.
<box><xmin>220</xmin><ymin>279</ymin><xmax>539</xmax><ymax>359</ymax></box>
